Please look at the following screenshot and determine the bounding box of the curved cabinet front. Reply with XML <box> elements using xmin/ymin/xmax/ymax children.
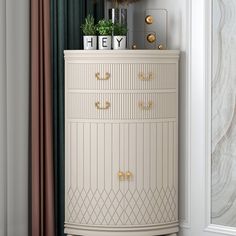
<box><xmin>64</xmin><ymin>50</ymin><xmax>179</xmax><ymax>236</ymax></box>
<box><xmin>67</xmin><ymin>92</ymin><xmax>176</xmax><ymax>120</ymax></box>
<box><xmin>67</xmin><ymin>62</ymin><xmax>177</xmax><ymax>90</ymax></box>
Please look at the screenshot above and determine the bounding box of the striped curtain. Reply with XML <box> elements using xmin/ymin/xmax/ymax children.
<box><xmin>31</xmin><ymin>0</ymin><xmax>55</xmax><ymax>235</ymax></box>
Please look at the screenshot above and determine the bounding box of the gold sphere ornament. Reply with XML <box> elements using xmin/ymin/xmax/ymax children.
<box><xmin>158</xmin><ymin>44</ymin><xmax>165</xmax><ymax>50</ymax></box>
<box><xmin>145</xmin><ymin>15</ymin><xmax>153</xmax><ymax>24</ymax></box>
<box><xmin>147</xmin><ymin>33</ymin><xmax>156</xmax><ymax>43</ymax></box>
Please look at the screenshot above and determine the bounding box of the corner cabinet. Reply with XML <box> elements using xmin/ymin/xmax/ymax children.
<box><xmin>64</xmin><ymin>50</ymin><xmax>179</xmax><ymax>236</ymax></box>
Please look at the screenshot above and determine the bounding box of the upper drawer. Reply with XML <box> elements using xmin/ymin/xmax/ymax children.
<box><xmin>66</xmin><ymin>63</ymin><xmax>177</xmax><ymax>90</ymax></box>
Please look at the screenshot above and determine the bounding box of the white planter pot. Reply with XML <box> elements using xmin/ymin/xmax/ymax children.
<box><xmin>98</xmin><ymin>36</ymin><xmax>111</xmax><ymax>50</ymax></box>
<box><xmin>83</xmin><ymin>36</ymin><xmax>97</xmax><ymax>50</ymax></box>
<box><xmin>113</xmin><ymin>36</ymin><xmax>126</xmax><ymax>50</ymax></box>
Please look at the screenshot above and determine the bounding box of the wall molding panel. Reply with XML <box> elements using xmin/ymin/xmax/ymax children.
<box><xmin>205</xmin><ymin>225</ymin><xmax>236</xmax><ymax>236</ymax></box>
<box><xmin>179</xmin><ymin>0</ymin><xmax>192</xmax><ymax>230</ymax></box>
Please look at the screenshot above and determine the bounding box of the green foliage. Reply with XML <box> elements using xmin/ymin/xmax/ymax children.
<box><xmin>96</xmin><ymin>19</ymin><xmax>113</xmax><ymax>36</ymax></box>
<box><xmin>113</xmin><ymin>23</ymin><xmax>128</xmax><ymax>36</ymax></box>
<box><xmin>81</xmin><ymin>15</ymin><xmax>96</xmax><ymax>35</ymax></box>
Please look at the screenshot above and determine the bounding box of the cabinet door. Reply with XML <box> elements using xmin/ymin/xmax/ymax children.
<box><xmin>123</xmin><ymin>122</ymin><xmax>178</xmax><ymax>225</ymax></box>
<box><xmin>65</xmin><ymin>122</ymin><xmax>124</xmax><ymax>226</ymax></box>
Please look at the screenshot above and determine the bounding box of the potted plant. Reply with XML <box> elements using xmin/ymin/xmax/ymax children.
<box><xmin>96</xmin><ymin>19</ymin><xmax>113</xmax><ymax>50</ymax></box>
<box><xmin>113</xmin><ymin>23</ymin><xmax>128</xmax><ymax>50</ymax></box>
<box><xmin>81</xmin><ymin>14</ymin><xmax>97</xmax><ymax>50</ymax></box>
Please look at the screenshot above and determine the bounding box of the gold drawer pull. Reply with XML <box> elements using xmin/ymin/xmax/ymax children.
<box><xmin>139</xmin><ymin>73</ymin><xmax>153</xmax><ymax>81</ymax></box>
<box><xmin>95</xmin><ymin>101</ymin><xmax>110</xmax><ymax>110</ymax></box>
<box><xmin>125</xmin><ymin>171</ymin><xmax>133</xmax><ymax>180</ymax></box>
<box><xmin>139</xmin><ymin>101</ymin><xmax>153</xmax><ymax>110</ymax></box>
<box><xmin>95</xmin><ymin>72</ymin><xmax>110</xmax><ymax>80</ymax></box>
<box><xmin>118</xmin><ymin>171</ymin><xmax>125</xmax><ymax>180</ymax></box>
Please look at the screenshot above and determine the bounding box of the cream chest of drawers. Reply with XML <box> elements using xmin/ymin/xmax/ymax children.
<box><xmin>64</xmin><ymin>50</ymin><xmax>179</xmax><ymax>236</ymax></box>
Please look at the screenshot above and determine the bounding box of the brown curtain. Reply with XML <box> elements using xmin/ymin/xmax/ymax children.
<box><xmin>30</xmin><ymin>0</ymin><xmax>55</xmax><ymax>236</ymax></box>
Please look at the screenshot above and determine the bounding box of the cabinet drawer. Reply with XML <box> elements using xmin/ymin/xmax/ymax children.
<box><xmin>66</xmin><ymin>63</ymin><xmax>177</xmax><ymax>90</ymax></box>
<box><xmin>66</xmin><ymin>92</ymin><xmax>176</xmax><ymax>120</ymax></box>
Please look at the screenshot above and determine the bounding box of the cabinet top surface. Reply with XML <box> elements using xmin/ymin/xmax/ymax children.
<box><xmin>64</xmin><ymin>50</ymin><xmax>180</xmax><ymax>60</ymax></box>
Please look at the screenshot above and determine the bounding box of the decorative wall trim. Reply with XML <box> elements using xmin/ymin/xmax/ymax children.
<box><xmin>179</xmin><ymin>0</ymin><xmax>192</xmax><ymax>229</ymax></box>
<box><xmin>181</xmin><ymin>0</ymin><xmax>236</xmax><ymax>235</ymax></box>
<box><xmin>205</xmin><ymin>225</ymin><xmax>236</xmax><ymax>235</ymax></box>
<box><xmin>204</xmin><ymin>0</ymin><xmax>212</xmax><ymax>230</ymax></box>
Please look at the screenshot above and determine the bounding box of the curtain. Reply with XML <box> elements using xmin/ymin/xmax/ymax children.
<box><xmin>30</xmin><ymin>0</ymin><xmax>55</xmax><ymax>236</ymax></box>
<box><xmin>50</xmin><ymin>1</ymin><xmax>104</xmax><ymax>235</ymax></box>
<box><xmin>0</xmin><ymin>0</ymin><xmax>29</xmax><ymax>235</ymax></box>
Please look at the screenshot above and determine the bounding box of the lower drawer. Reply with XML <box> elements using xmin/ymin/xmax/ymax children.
<box><xmin>66</xmin><ymin>92</ymin><xmax>177</xmax><ymax>120</ymax></box>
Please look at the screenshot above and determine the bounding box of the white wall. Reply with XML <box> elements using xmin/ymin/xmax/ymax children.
<box><xmin>0</xmin><ymin>0</ymin><xmax>29</xmax><ymax>235</ymax></box>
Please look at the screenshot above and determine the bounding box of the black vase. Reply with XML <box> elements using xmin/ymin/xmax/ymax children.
<box><xmin>120</xmin><ymin>8</ymin><xmax>127</xmax><ymax>27</ymax></box>
<box><xmin>109</xmin><ymin>8</ymin><xmax>119</xmax><ymax>24</ymax></box>
<box><xmin>108</xmin><ymin>8</ymin><xmax>127</xmax><ymax>27</ymax></box>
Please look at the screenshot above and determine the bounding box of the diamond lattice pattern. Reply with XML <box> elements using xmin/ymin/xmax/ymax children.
<box><xmin>67</xmin><ymin>186</ymin><xmax>177</xmax><ymax>226</ymax></box>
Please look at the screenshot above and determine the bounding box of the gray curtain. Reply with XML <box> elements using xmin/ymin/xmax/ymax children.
<box><xmin>0</xmin><ymin>0</ymin><xmax>29</xmax><ymax>235</ymax></box>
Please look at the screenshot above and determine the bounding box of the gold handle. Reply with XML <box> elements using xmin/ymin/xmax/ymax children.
<box><xmin>95</xmin><ymin>72</ymin><xmax>110</xmax><ymax>80</ymax></box>
<box><xmin>147</xmin><ymin>33</ymin><xmax>156</xmax><ymax>43</ymax></box>
<box><xmin>125</xmin><ymin>171</ymin><xmax>133</xmax><ymax>179</ymax></box>
<box><xmin>139</xmin><ymin>73</ymin><xmax>153</xmax><ymax>81</ymax></box>
<box><xmin>145</xmin><ymin>15</ymin><xmax>153</xmax><ymax>25</ymax></box>
<box><xmin>139</xmin><ymin>101</ymin><xmax>153</xmax><ymax>110</ymax></box>
<box><xmin>95</xmin><ymin>101</ymin><xmax>110</xmax><ymax>110</ymax></box>
<box><xmin>118</xmin><ymin>171</ymin><xmax>125</xmax><ymax>180</ymax></box>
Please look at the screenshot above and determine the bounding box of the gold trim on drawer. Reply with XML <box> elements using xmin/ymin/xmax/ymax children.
<box><xmin>138</xmin><ymin>101</ymin><xmax>153</xmax><ymax>110</ymax></box>
<box><xmin>95</xmin><ymin>101</ymin><xmax>111</xmax><ymax>110</ymax></box>
<box><xmin>95</xmin><ymin>72</ymin><xmax>110</xmax><ymax>80</ymax></box>
<box><xmin>139</xmin><ymin>72</ymin><xmax>153</xmax><ymax>81</ymax></box>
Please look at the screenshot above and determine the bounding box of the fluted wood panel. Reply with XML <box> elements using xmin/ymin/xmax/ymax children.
<box><xmin>67</xmin><ymin>92</ymin><xmax>176</xmax><ymax>120</ymax></box>
<box><xmin>64</xmin><ymin>51</ymin><xmax>179</xmax><ymax>236</ymax></box>
<box><xmin>123</xmin><ymin>122</ymin><xmax>178</xmax><ymax>225</ymax></box>
<box><xmin>67</xmin><ymin>63</ymin><xmax>177</xmax><ymax>90</ymax></box>
<box><xmin>65</xmin><ymin>122</ymin><xmax>177</xmax><ymax>226</ymax></box>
